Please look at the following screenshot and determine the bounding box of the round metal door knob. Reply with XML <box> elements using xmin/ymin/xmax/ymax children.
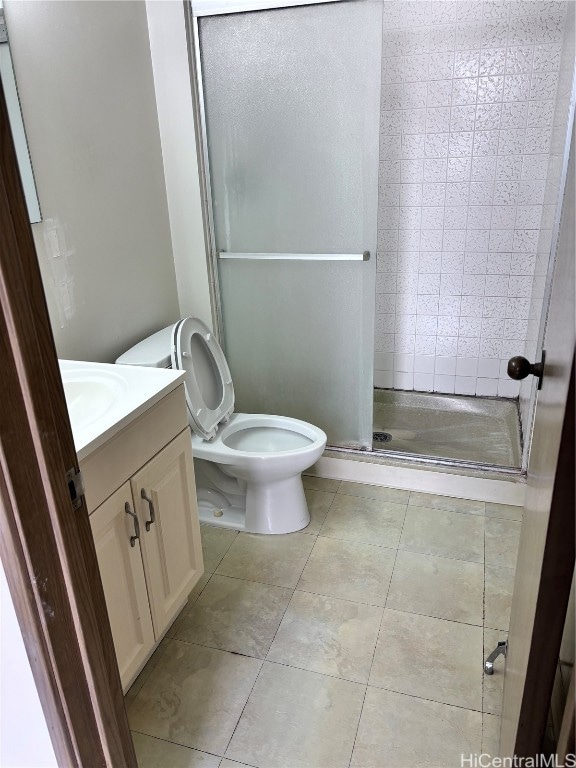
<box><xmin>507</xmin><ymin>354</ymin><xmax>545</xmax><ymax>389</ymax></box>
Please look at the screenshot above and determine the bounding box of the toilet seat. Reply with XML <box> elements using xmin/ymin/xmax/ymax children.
<box><xmin>191</xmin><ymin>412</ymin><xmax>325</xmax><ymax>467</ymax></box>
<box><xmin>117</xmin><ymin>316</ymin><xmax>327</xmax><ymax>534</ymax></box>
<box><xmin>171</xmin><ymin>317</ymin><xmax>234</xmax><ymax>441</ymax></box>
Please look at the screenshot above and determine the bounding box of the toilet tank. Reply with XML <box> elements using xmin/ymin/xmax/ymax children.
<box><xmin>115</xmin><ymin>325</ymin><xmax>175</xmax><ymax>369</ymax></box>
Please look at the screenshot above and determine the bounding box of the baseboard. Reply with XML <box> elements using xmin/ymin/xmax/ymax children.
<box><xmin>308</xmin><ymin>455</ymin><xmax>526</xmax><ymax>507</ymax></box>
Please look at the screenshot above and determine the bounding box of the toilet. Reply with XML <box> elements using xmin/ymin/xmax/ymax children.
<box><xmin>116</xmin><ymin>317</ymin><xmax>327</xmax><ymax>534</ymax></box>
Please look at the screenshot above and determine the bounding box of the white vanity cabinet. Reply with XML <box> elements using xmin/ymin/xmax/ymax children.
<box><xmin>130</xmin><ymin>431</ymin><xmax>201</xmax><ymax>638</ymax></box>
<box><xmin>89</xmin><ymin>481</ymin><xmax>155</xmax><ymax>687</ymax></box>
<box><xmin>82</xmin><ymin>386</ymin><xmax>203</xmax><ymax>691</ymax></box>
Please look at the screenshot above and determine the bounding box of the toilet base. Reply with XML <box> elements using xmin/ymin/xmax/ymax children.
<box><xmin>245</xmin><ymin>475</ymin><xmax>310</xmax><ymax>534</ymax></box>
<box><xmin>198</xmin><ymin>500</ymin><xmax>246</xmax><ymax>531</ymax></box>
<box><xmin>195</xmin><ymin>461</ymin><xmax>311</xmax><ymax>535</ymax></box>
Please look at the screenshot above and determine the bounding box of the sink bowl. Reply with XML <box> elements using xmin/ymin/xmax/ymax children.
<box><xmin>61</xmin><ymin>369</ymin><xmax>128</xmax><ymax>429</ymax></box>
<box><xmin>58</xmin><ymin>359</ymin><xmax>185</xmax><ymax>461</ymax></box>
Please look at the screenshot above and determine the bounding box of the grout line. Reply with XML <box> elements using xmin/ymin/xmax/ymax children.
<box><xmin>129</xmin><ymin>729</ymin><xmax>224</xmax><ymax>761</ymax></box>
<box><xmin>318</xmin><ymin>529</ymin><xmax>486</xmax><ymax>567</ymax></box>
<box><xmin>347</xmin><ymin>498</ymin><xmax>410</xmax><ymax>767</ymax></box>
<box><xmin>311</xmin><ymin>484</ymin><xmax>341</xmax><ymax>538</ymax></box>
<box><xmin>195</xmin><ymin>570</ymin><xmax>300</xmax><ymax>592</ymax></box>
<box><xmin>200</xmin><ymin>558</ymin><xmax>487</xmax><ymax>624</ymax></box>
<box><xmin>336</xmin><ymin>490</ymin><xmax>410</xmax><ymax>506</ymax></box>
<box><xmin>220</xmin><ymin>650</ymin><xmax>268</xmax><ymax>760</ymax></box>
<box><xmin>262</xmin><ymin>656</ymin><xmax>369</xmax><ymax>688</ymax></box>
<box><xmin>165</xmin><ymin>572</ymin><xmax>213</xmax><ymax>639</ymax></box>
<box><xmin>362</xmin><ymin>682</ymin><xmax>485</xmax><ymax>715</ymax></box>
<box><xmin>218</xmin><ymin>499</ymin><xmax>333</xmax><ymax>762</ymax></box>
<box><xmin>379</xmin><ymin>602</ymin><xmax>485</xmax><ymax>630</ymax></box>
<box><xmin>201</xmin><ymin>524</ymin><xmax>240</xmax><ymax>572</ymax></box>
<box><xmin>124</xmin><ymin>634</ymin><xmax>173</xmax><ymax>704</ymax></box>
<box><xmin>166</xmin><ymin>633</ymin><xmax>267</xmax><ymax>662</ymax></box>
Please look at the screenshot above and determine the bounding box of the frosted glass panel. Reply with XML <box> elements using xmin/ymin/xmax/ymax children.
<box><xmin>199</xmin><ymin>0</ymin><xmax>381</xmax><ymax>447</ymax></box>
<box><xmin>219</xmin><ymin>259</ymin><xmax>374</xmax><ymax>447</ymax></box>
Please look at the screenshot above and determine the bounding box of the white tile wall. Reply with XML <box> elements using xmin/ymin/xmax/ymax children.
<box><xmin>374</xmin><ymin>0</ymin><xmax>570</xmax><ymax>399</ymax></box>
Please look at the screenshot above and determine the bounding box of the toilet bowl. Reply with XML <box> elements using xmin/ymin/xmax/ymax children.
<box><xmin>116</xmin><ymin>317</ymin><xmax>327</xmax><ymax>534</ymax></box>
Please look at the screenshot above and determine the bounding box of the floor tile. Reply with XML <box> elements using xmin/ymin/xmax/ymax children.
<box><xmin>128</xmin><ymin>640</ymin><xmax>262</xmax><ymax>755</ymax></box>
<box><xmin>167</xmin><ymin>574</ymin><xmax>212</xmax><ymax>639</ymax></box>
<box><xmin>216</xmin><ymin>532</ymin><xmax>315</xmax><ymax>588</ymax></box>
<box><xmin>409</xmin><ymin>491</ymin><xmax>485</xmax><ymax>516</ymax></box>
<box><xmin>124</xmin><ymin>636</ymin><xmax>171</xmax><ymax>704</ymax></box>
<box><xmin>351</xmin><ymin>687</ymin><xmax>482</xmax><ymax>768</ymax></box>
<box><xmin>485</xmin><ymin>564</ymin><xmax>515</xmax><ymax>631</ymax></box>
<box><xmin>132</xmin><ymin>732</ymin><xmax>220</xmax><ymax>768</ymax></box>
<box><xmin>201</xmin><ymin>525</ymin><xmax>238</xmax><ymax>573</ymax></box>
<box><xmin>370</xmin><ymin>609</ymin><xmax>483</xmax><ymax>710</ymax></box>
<box><xmin>399</xmin><ymin>505</ymin><xmax>484</xmax><ymax>563</ymax></box>
<box><xmin>172</xmin><ymin>575</ymin><xmax>292</xmax><ymax>658</ymax></box>
<box><xmin>485</xmin><ymin>502</ymin><xmax>523</xmax><ymax>521</ymax></box>
<box><xmin>387</xmin><ymin>550</ymin><xmax>484</xmax><ymax>625</ymax></box>
<box><xmin>302</xmin><ymin>475</ymin><xmax>340</xmax><ymax>492</ymax></box>
<box><xmin>482</xmin><ymin>714</ymin><xmax>501</xmax><ymax>757</ymax></box>
<box><xmin>319</xmin><ymin>494</ymin><xmax>406</xmax><ymax>549</ymax></box>
<box><xmin>485</xmin><ymin>519</ymin><xmax>521</xmax><ymax>569</ymax></box>
<box><xmin>225</xmin><ymin>662</ymin><xmax>365</xmax><ymax>768</ymax></box>
<box><xmin>483</xmin><ymin>628</ymin><xmax>507</xmax><ymax>715</ymax></box>
<box><xmin>338</xmin><ymin>481</ymin><xmax>409</xmax><ymax>505</ymax></box>
<box><xmin>219</xmin><ymin>760</ymin><xmax>255</xmax><ymax>768</ymax></box>
<box><xmin>297</xmin><ymin>536</ymin><xmax>396</xmax><ymax>606</ymax></box>
<box><xmin>267</xmin><ymin>590</ymin><xmax>382</xmax><ymax>683</ymax></box>
<box><xmin>304</xmin><ymin>488</ymin><xmax>335</xmax><ymax>534</ymax></box>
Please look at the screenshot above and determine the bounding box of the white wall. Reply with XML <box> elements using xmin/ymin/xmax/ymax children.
<box><xmin>373</xmin><ymin>0</ymin><xmax>572</xmax><ymax>401</ymax></box>
<box><xmin>4</xmin><ymin>0</ymin><xmax>181</xmax><ymax>363</ymax></box>
<box><xmin>0</xmin><ymin>561</ymin><xmax>58</xmax><ymax>768</ymax></box>
<box><xmin>146</xmin><ymin>0</ymin><xmax>213</xmax><ymax>331</ymax></box>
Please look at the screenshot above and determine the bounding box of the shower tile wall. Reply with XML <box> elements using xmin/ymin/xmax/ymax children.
<box><xmin>374</xmin><ymin>0</ymin><xmax>569</xmax><ymax>399</ymax></box>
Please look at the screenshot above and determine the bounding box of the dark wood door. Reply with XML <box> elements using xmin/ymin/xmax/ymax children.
<box><xmin>500</xmin><ymin>129</ymin><xmax>575</xmax><ymax>756</ymax></box>
<box><xmin>0</xmin><ymin>76</ymin><xmax>136</xmax><ymax>766</ymax></box>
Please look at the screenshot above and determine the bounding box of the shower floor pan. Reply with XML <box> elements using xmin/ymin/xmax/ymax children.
<box><xmin>373</xmin><ymin>389</ymin><xmax>522</xmax><ymax>469</ymax></box>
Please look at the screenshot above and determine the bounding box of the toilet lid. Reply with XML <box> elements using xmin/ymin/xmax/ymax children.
<box><xmin>171</xmin><ymin>317</ymin><xmax>234</xmax><ymax>441</ymax></box>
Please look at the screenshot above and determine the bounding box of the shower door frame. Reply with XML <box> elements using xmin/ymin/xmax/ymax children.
<box><xmin>184</xmin><ymin>0</ymin><xmax>346</xmax><ymax>347</ymax></box>
<box><xmin>184</xmin><ymin>3</ymin><xmax>223</xmax><ymax>344</ymax></box>
<box><xmin>186</xmin><ymin>0</ymin><xmax>380</xmax><ymax>450</ymax></box>
<box><xmin>185</xmin><ymin>0</ymin><xmax>573</xmax><ymax>477</ymax></box>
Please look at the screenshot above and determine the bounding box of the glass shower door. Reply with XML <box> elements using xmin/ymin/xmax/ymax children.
<box><xmin>198</xmin><ymin>0</ymin><xmax>382</xmax><ymax>448</ymax></box>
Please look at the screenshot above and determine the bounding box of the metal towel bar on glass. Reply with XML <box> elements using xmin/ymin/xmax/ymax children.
<box><xmin>218</xmin><ymin>251</ymin><xmax>370</xmax><ymax>261</ymax></box>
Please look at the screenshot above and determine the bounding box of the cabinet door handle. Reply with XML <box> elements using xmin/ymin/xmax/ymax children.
<box><xmin>141</xmin><ymin>489</ymin><xmax>156</xmax><ymax>531</ymax></box>
<box><xmin>124</xmin><ymin>502</ymin><xmax>140</xmax><ymax>547</ymax></box>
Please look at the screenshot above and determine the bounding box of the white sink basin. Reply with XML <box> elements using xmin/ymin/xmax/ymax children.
<box><xmin>62</xmin><ymin>369</ymin><xmax>128</xmax><ymax>429</ymax></box>
<box><xmin>59</xmin><ymin>360</ymin><xmax>185</xmax><ymax>460</ymax></box>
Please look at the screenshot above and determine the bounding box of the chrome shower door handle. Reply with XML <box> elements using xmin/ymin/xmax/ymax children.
<box><xmin>141</xmin><ymin>488</ymin><xmax>156</xmax><ymax>531</ymax></box>
<box><xmin>124</xmin><ymin>502</ymin><xmax>140</xmax><ymax>547</ymax></box>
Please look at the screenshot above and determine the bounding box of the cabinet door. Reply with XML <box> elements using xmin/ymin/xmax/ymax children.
<box><xmin>131</xmin><ymin>429</ymin><xmax>203</xmax><ymax>637</ymax></box>
<box><xmin>89</xmin><ymin>482</ymin><xmax>155</xmax><ymax>691</ymax></box>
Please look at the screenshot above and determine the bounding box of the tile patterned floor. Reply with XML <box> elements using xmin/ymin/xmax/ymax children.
<box><xmin>126</xmin><ymin>477</ymin><xmax>521</xmax><ymax>768</ymax></box>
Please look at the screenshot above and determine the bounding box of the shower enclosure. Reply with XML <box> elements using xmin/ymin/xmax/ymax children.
<box><xmin>189</xmin><ymin>0</ymin><xmax>575</xmax><ymax>474</ymax></box>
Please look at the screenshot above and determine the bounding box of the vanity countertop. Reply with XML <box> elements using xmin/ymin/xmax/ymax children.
<box><xmin>59</xmin><ymin>359</ymin><xmax>186</xmax><ymax>461</ymax></box>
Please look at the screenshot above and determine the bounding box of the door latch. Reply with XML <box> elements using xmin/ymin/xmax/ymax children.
<box><xmin>66</xmin><ymin>468</ymin><xmax>85</xmax><ymax>510</ymax></box>
<box><xmin>484</xmin><ymin>640</ymin><xmax>507</xmax><ymax>675</ymax></box>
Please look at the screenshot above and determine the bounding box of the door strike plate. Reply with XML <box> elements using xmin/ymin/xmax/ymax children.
<box><xmin>66</xmin><ymin>468</ymin><xmax>85</xmax><ymax>510</ymax></box>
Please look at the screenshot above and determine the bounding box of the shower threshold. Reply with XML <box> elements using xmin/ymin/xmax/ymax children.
<box><xmin>369</xmin><ymin>389</ymin><xmax>522</xmax><ymax>470</ymax></box>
